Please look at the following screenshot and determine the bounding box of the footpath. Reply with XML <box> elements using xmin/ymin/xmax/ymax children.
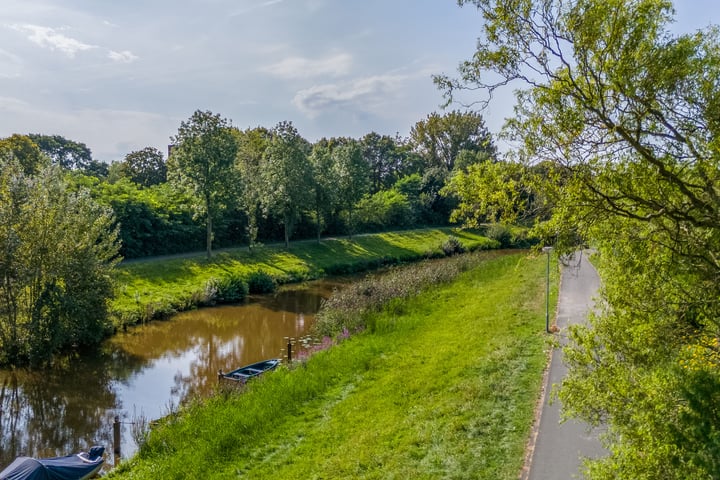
<box><xmin>525</xmin><ymin>251</ymin><xmax>607</xmax><ymax>479</ymax></box>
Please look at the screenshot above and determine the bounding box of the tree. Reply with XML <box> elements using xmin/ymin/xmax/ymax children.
<box><xmin>441</xmin><ymin>160</ymin><xmax>529</xmax><ymax>227</ymax></box>
<box><xmin>409</xmin><ymin>110</ymin><xmax>496</xmax><ymax>172</ymax></box>
<box><xmin>308</xmin><ymin>141</ymin><xmax>339</xmax><ymax>243</ymax></box>
<box><xmin>332</xmin><ymin>140</ymin><xmax>371</xmax><ymax>237</ymax></box>
<box><xmin>28</xmin><ymin>134</ymin><xmax>93</xmax><ymax>171</ymax></box>
<box><xmin>360</xmin><ymin>132</ymin><xmax>408</xmax><ymax>193</ymax></box>
<box><xmin>262</xmin><ymin>121</ymin><xmax>312</xmax><ymax>248</ymax></box>
<box><xmin>80</xmin><ymin>176</ymin><xmax>203</xmax><ymax>259</ymax></box>
<box><xmin>355</xmin><ymin>189</ymin><xmax>415</xmax><ymax>232</ymax></box>
<box><xmin>123</xmin><ymin>147</ymin><xmax>167</xmax><ymax>187</ymax></box>
<box><xmin>169</xmin><ymin>110</ymin><xmax>238</xmax><ymax>258</ymax></box>
<box><xmin>0</xmin><ymin>134</ymin><xmax>47</xmax><ymax>175</ymax></box>
<box><xmin>439</xmin><ymin>0</ymin><xmax>720</xmax><ymax>477</ymax></box>
<box><xmin>0</xmin><ymin>159</ymin><xmax>120</xmax><ymax>365</ymax></box>
<box><xmin>82</xmin><ymin>159</ymin><xmax>110</xmax><ymax>179</ymax></box>
<box><xmin>234</xmin><ymin>127</ymin><xmax>271</xmax><ymax>250</ymax></box>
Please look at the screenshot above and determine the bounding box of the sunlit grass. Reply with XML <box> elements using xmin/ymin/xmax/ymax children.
<box><xmin>111</xmin><ymin>228</ymin><xmax>498</xmax><ymax>326</ymax></box>
<box><xmin>110</xmin><ymin>251</ymin><xmax>558</xmax><ymax>479</ymax></box>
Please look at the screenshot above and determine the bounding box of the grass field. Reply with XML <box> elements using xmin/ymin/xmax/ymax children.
<box><xmin>110</xmin><ymin>251</ymin><xmax>557</xmax><ymax>479</ymax></box>
<box><xmin>111</xmin><ymin>228</ymin><xmax>499</xmax><ymax>326</ymax></box>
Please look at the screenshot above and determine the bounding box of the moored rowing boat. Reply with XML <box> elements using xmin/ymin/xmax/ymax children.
<box><xmin>220</xmin><ymin>358</ymin><xmax>280</xmax><ymax>384</ymax></box>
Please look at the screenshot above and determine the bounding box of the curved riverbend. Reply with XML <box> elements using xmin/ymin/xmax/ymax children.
<box><xmin>0</xmin><ymin>279</ymin><xmax>346</xmax><ymax>468</ymax></box>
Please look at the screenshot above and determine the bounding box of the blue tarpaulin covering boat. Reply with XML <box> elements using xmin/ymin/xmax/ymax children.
<box><xmin>0</xmin><ymin>446</ymin><xmax>104</xmax><ymax>480</ymax></box>
<box><xmin>221</xmin><ymin>358</ymin><xmax>280</xmax><ymax>384</ymax></box>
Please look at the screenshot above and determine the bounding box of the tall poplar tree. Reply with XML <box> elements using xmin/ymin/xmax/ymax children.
<box><xmin>332</xmin><ymin>141</ymin><xmax>370</xmax><ymax>238</ymax></box>
<box><xmin>234</xmin><ymin>127</ymin><xmax>271</xmax><ymax>251</ymax></box>
<box><xmin>262</xmin><ymin>121</ymin><xmax>312</xmax><ymax>248</ymax></box>
<box><xmin>169</xmin><ymin>110</ymin><xmax>238</xmax><ymax>258</ymax></box>
<box><xmin>308</xmin><ymin>141</ymin><xmax>338</xmax><ymax>243</ymax></box>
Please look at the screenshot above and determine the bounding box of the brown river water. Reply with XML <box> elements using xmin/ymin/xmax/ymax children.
<box><xmin>0</xmin><ymin>278</ymin><xmax>348</xmax><ymax>469</ymax></box>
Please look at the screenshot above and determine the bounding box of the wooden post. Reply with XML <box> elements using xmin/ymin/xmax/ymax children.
<box><xmin>113</xmin><ymin>415</ymin><xmax>121</xmax><ymax>457</ymax></box>
<box><xmin>287</xmin><ymin>339</ymin><xmax>292</xmax><ymax>363</ymax></box>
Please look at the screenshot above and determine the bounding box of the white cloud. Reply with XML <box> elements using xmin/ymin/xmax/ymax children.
<box><xmin>293</xmin><ymin>74</ymin><xmax>406</xmax><ymax>117</ymax></box>
<box><xmin>108</xmin><ymin>49</ymin><xmax>138</xmax><ymax>63</ymax></box>
<box><xmin>9</xmin><ymin>23</ymin><xmax>96</xmax><ymax>58</ymax></box>
<box><xmin>261</xmin><ymin>52</ymin><xmax>352</xmax><ymax>79</ymax></box>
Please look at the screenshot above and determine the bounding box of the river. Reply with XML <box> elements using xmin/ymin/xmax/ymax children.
<box><xmin>0</xmin><ymin>278</ymin><xmax>347</xmax><ymax>470</ymax></box>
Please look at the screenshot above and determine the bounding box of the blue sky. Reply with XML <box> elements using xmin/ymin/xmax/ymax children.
<box><xmin>0</xmin><ymin>1</ymin><xmax>717</xmax><ymax>162</ymax></box>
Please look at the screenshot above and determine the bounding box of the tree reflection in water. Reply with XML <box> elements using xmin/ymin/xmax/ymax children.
<box><xmin>0</xmin><ymin>347</ymin><xmax>147</xmax><ymax>467</ymax></box>
<box><xmin>0</xmin><ymin>280</ymin><xmax>341</xmax><ymax>468</ymax></box>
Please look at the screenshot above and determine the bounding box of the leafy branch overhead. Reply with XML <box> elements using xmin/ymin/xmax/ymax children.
<box><xmin>438</xmin><ymin>0</ymin><xmax>720</xmax><ymax>477</ymax></box>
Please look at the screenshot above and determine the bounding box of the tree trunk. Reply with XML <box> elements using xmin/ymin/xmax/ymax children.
<box><xmin>316</xmin><ymin>206</ymin><xmax>322</xmax><ymax>244</ymax></box>
<box><xmin>206</xmin><ymin>214</ymin><xmax>213</xmax><ymax>259</ymax></box>
<box><xmin>347</xmin><ymin>208</ymin><xmax>354</xmax><ymax>240</ymax></box>
<box><xmin>247</xmin><ymin>212</ymin><xmax>257</xmax><ymax>252</ymax></box>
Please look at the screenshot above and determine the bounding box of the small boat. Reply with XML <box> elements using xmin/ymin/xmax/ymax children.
<box><xmin>0</xmin><ymin>445</ymin><xmax>105</xmax><ymax>480</ymax></box>
<box><xmin>221</xmin><ymin>358</ymin><xmax>281</xmax><ymax>383</ymax></box>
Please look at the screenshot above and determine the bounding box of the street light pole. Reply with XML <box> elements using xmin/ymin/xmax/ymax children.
<box><xmin>542</xmin><ymin>246</ymin><xmax>553</xmax><ymax>333</ymax></box>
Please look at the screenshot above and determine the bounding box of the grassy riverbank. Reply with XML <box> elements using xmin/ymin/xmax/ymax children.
<box><xmin>111</xmin><ymin>228</ymin><xmax>499</xmax><ymax>327</ymax></box>
<box><xmin>110</xmin><ymin>251</ymin><xmax>557</xmax><ymax>479</ymax></box>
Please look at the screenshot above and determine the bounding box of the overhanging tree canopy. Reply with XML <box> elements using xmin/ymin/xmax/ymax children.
<box><xmin>438</xmin><ymin>0</ymin><xmax>720</xmax><ymax>477</ymax></box>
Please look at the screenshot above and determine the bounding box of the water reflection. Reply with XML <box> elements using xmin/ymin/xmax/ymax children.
<box><xmin>0</xmin><ymin>280</ymin><xmax>344</xmax><ymax>469</ymax></box>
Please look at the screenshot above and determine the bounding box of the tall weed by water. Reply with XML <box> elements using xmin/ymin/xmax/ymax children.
<box><xmin>314</xmin><ymin>251</ymin><xmax>497</xmax><ymax>337</ymax></box>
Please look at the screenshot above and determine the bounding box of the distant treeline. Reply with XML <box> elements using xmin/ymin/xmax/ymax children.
<box><xmin>4</xmin><ymin>110</ymin><xmax>500</xmax><ymax>259</ymax></box>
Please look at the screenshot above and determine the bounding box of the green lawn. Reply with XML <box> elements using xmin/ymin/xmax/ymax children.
<box><xmin>111</xmin><ymin>228</ymin><xmax>498</xmax><ymax>326</ymax></box>
<box><xmin>110</xmin><ymin>251</ymin><xmax>557</xmax><ymax>479</ymax></box>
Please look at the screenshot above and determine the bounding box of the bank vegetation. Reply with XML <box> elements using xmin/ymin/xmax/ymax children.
<box><xmin>110</xmin><ymin>250</ymin><xmax>556</xmax><ymax>479</ymax></box>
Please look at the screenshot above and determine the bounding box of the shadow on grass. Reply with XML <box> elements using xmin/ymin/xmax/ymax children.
<box><xmin>113</xmin><ymin>228</ymin><xmax>498</xmax><ymax>326</ymax></box>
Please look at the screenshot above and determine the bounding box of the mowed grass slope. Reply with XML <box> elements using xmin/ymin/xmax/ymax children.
<box><xmin>112</xmin><ymin>252</ymin><xmax>556</xmax><ymax>479</ymax></box>
<box><xmin>111</xmin><ymin>228</ymin><xmax>498</xmax><ymax>325</ymax></box>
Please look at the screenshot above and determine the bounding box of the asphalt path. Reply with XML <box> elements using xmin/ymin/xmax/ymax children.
<box><xmin>525</xmin><ymin>251</ymin><xmax>607</xmax><ymax>480</ymax></box>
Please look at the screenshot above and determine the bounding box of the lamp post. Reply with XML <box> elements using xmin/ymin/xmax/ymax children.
<box><xmin>542</xmin><ymin>246</ymin><xmax>553</xmax><ymax>333</ymax></box>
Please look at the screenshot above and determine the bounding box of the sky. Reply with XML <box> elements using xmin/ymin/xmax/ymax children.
<box><xmin>0</xmin><ymin>0</ymin><xmax>718</xmax><ymax>163</ymax></box>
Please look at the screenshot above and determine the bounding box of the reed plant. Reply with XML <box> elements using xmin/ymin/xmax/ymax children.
<box><xmin>313</xmin><ymin>249</ymin><xmax>504</xmax><ymax>337</ymax></box>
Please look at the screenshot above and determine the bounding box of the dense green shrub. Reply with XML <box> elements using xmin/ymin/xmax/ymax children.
<box><xmin>75</xmin><ymin>177</ymin><xmax>205</xmax><ymax>258</ymax></box>
<box><xmin>441</xmin><ymin>235</ymin><xmax>466</xmax><ymax>256</ymax></box>
<box><xmin>247</xmin><ymin>271</ymin><xmax>277</xmax><ymax>294</ymax></box>
<box><xmin>204</xmin><ymin>274</ymin><xmax>249</xmax><ymax>304</ymax></box>
<box><xmin>485</xmin><ymin>223</ymin><xmax>513</xmax><ymax>247</ymax></box>
<box><xmin>355</xmin><ymin>189</ymin><xmax>416</xmax><ymax>232</ymax></box>
<box><xmin>483</xmin><ymin>223</ymin><xmax>537</xmax><ymax>248</ymax></box>
<box><xmin>507</xmin><ymin>225</ymin><xmax>536</xmax><ymax>248</ymax></box>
